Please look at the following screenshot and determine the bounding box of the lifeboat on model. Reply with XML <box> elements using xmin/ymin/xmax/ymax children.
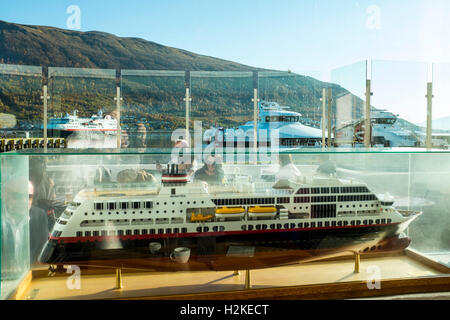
<box><xmin>248</xmin><ymin>206</ymin><xmax>277</xmax><ymax>219</ymax></box>
<box><xmin>215</xmin><ymin>206</ymin><xmax>246</xmax><ymax>219</ymax></box>
<box><xmin>190</xmin><ymin>213</ymin><xmax>214</xmax><ymax>222</ymax></box>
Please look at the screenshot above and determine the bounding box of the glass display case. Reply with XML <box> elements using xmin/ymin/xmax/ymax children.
<box><xmin>1</xmin><ymin>148</ymin><xmax>449</xmax><ymax>300</ymax></box>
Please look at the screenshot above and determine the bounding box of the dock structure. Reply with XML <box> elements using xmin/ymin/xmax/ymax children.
<box><xmin>0</xmin><ymin>138</ymin><xmax>66</xmax><ymax>152</ymax></box>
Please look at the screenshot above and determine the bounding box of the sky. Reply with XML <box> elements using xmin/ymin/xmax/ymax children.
<box><xmin>1</xmin><ymin>0</ymin><xmax>450</xmax><ymax>122</ymax></box>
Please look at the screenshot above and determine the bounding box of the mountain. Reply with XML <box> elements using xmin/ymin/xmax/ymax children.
<box><xmin>0</xmin><ymin>20</ymin><xmax>360</xmax><ymax>130</ymax></box>
<box><xmin>418</xmin><ymin>116</ymin><xmax>450</xmax><ymax>132</ymax></box>
<box><xmin>0</xmin><ymin>20</ymin><xmax>260</xmax><ymax>71</ymax></box>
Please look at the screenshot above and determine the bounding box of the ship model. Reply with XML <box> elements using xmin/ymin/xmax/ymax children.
<box><xmin>39</xmin><ymin>163</ymin><xmax>421</xmax><ymax>271</ymax></box>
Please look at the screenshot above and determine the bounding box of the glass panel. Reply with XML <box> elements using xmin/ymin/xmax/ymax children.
<box><xmin>430</xmin><ymin>63</ymin><xmax>450</xmax><ymax>149</ymax></box>
<box><xmin>1</xmin><ymin>155</ymin><xmax>29</xmax><ymax>300</ymax></box>
<box><xmin>0</xmin><ymin>64</ymin><xmax>43</xmax><ymax>138</ymax></box>
<box><xmin>371</xmin><ymin>60</ymin><xmax>427</xmax><ymax>148</ymax></box>
<box><xmin>47</xmin><ymin>67</ymin><xmax>117</xmax><ymax>148</ymax></box>
<box><xmin>191</xmin><ymin>71</ymin><xmax>253</xmax><ymax>163</ymax></box>
<box><xmin>257</xmin><ymin>71</ymin><xmax>325</xmax><ymax>149</ymax></box>
<box><xmin>331</xmin><ymin>61</ymin><xmax>367</xmax><ymax>147</ymax></box>
<box><xmin>0</xmin><ymin>149</ymin><xmax>448</xmax><ymax>299</ymax></box>
<box><xmin>407</xmin><ymin>153</ymin><xmax>450</xmax><ymax>266</ymax></box>
<box><xmin>121</xmin><ymin>70</ymin><xmax>186</xmax><ymax>149</ymax></box>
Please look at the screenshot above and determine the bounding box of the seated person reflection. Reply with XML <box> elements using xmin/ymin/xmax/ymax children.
<box><xmin>275</xmin><ymin>154</ymin><xmax>301</xmax><ymax>181</ymax></box>
<box><xmin>157</xmin><ymin>139</ymin><xmax>197</xmax><ymax>177</ymax></box>
<box><xmin>193</xmin><ymin>155</ymin><xmax>224</xmax><ymax>185</ymax></box>
<box><xmin>29</xmin><ymin>180</ymin><xmax>50</xmax><ymax>265</ymax></box>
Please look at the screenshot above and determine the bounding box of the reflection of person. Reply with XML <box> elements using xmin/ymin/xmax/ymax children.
<box><xmin>120</xmin><ymin>128</ymin><xmax>130</xmax><ymax>148</ymax></box>
<box><xmin>193</xmin><ymin>155</ymin><xmax>224</xmax><ymax>185</ymax></box>
<box><xmin>29</xmin><ymin>180</ymin><xmax>50</xmax><ymax>265</ymax></box>
<box><xmin>1</xmin><ymin>175</ymin><xmax>29</xmax><ymax>283</ymax></box>
<box><xmin>29</xmin><ymin>157</ymin><xmax>57</xmax><ymax>226</ymax></box>
<box><xmin>275</xmin><ymin>154</ymin><xmax>301</xmax><ymax>181</ymax></box>
<box><xmin>126</xmin><ymin>122</ymin><xmax>147</xmax><ymax>148</ymax></box>
<box><xmin>157</xmin><ymin>139</ymin><xmax>197</xmax><ymax>177</ymax></box>
<box><xmin>316</xmin><ymin>155</ymin><xmax>337</xmax><ymax>176</ymax></box>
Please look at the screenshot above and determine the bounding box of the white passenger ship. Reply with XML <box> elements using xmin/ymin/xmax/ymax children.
<box><xmin>204</xmin><ymin>101</ymin><xmax>324</xmax><ymax>149</ymax></box>
<box><xmin>39</xmin><ymin>164</ymin><xmax>420</xmax><ymax>271</ymax></box>
<box><xmin>45</xmin><ymin>110</ymin><xmax>117</xmax><ymax>137</ymax></box>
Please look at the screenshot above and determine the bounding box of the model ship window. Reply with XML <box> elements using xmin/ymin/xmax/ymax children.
<box><xmin>341</xmin><ymin>186</ymin><xmax>370</xmax><ymax>193</ymax></box>
<box><xmin>320</xmin><ymin>187</ymin><xmax>330</xmax><ymax>194</ymax></box>
<box><xmin>120</xmin><ymin>202</ymin><xmax>129</xmax><ymax>209</ymax></box>
<box><xmin>144</xmin><ymin>201</ymin><xmax>153</xmax><ymax>209</ymax></box>
<box><xmin>155</xmin><ymin>218</ymin><xmax>169</xmax><ymax>224</ymax></box>
<box><xmin>84</xmin><ymin>231</ymin><xmax>91</xmax><ymax>237</ymax></box>
<box><xmin>357</xmin><ymin>210</ymin><xmax>378</xmax><ymax>216</ymax></box>
<box><xmin>131</xmin><ymin>202</ymin><xmax>140</xmax><ymax>209</ymax></box>
<box><xmin>171</xmin><ymin>217</ymin><xmax>184</xmax><ymax>224</ymax></box>
<box><xmin>150</xmin><ymin>229</ymin><xmax>155</xmax><ymax>234</ymax></box>
<box><xmin>107</xmin><ymin>202</ymin><xmax>116</xmax><ymax>210</ymax></box>
<box><xmin>277</xmin><ymin>197</ymin><xmax>289</xmax><ymax>204</ymax></box>
<box><xmin>311</xmin><ymin>196</ymin><xmax>337</xmax><ymax>203</ymax></box>
<box><xmin>380</xmin><ymin>201</ymin><xmax>394</xmax><ymax>206</ymax></box>
<box><xmin>331</xmin><ymin>187</ymin><xmax>340</xmax><ymax>193</ymax></box>
<box><xmin>80</xmin><ymin>220</ymin><xmax>106</xmax><ymax>227</ymax></box>
<box><xmin>118</xmin><ymin>230</ymin><xmax>124</xmax><ymax>236</ymax></box>
<box><xmin>109</xmin><ymin>219</ymin><xmax>129</xmax><ymax>226</ymax></box>
<box><xmin>338</xmin><ymin>195</ymin><xmax>377</xmax><ymax>202</ymax></box>
<box><xmin>311</xmin><ymin>188</ymin><xmax>320</xmax><ymax>194</ymax></box>
<box><xmin>76</xmin><ymin>231</ymin><xmax>82</xmax><ymax>237</ymax></box>
<box><xmin>101</xmin><ymin>231</ymin><xmax>107</xmax><ymax>236</ymax></box>
<box><xmin>94</xmin><ymin>202</ymin><xmax>104</xmax><ymax>210</ymax></box>
<box><xmin>294</xmin><ymin>197</ymin><xmax>310</xmax><ymax>203</ymax></box>
<box><xmin>296</xmin><ymin>188</ymin><xmax>310</xmax><ymax>195</ymax></box>
<box><xmin>131</xmin><ymin>218</ymin><xmax>153</xmax><ymax>225</ymax></box>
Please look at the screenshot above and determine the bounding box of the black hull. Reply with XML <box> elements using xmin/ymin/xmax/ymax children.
<box><xmin>39</xmin><ymin>223</ymin><xmax>409</xmax><ymax>271</ymax></box>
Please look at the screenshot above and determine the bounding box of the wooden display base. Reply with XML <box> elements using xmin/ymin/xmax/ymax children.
<box><xmin>15</xmin><ymin>250</ymin><xmax>450</xmax><ymax>300</ymax></box>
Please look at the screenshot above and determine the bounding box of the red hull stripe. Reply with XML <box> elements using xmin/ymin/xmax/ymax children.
<box><xmin>51</xmin><ymin>222</ymin><xmax>399</xmax><ymax>244</ymax></box>
<box><xmin>63</xmin><ymin>129</ymin><xmax>116</xmax><ymax>131</ymax></box>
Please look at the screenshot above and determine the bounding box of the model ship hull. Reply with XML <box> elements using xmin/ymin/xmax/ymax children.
<box><xmin>39</xmin><ymin>221</ymin><xmax>411</xmax><ymax>271</ymax></box>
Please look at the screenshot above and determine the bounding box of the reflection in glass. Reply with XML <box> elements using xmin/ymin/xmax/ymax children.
<box><xmin>0</xmin><ymin>64</ymin><xmax>43</xmax><ymax>138</ymax></box>
<box><xmin>121</xmin><ymin>70</ymin><xmax>185</xmax><ymax>148</ymax></box>
<box><xmin>47</xmin><ymin>67</ymin><xmax>117</xmax><ymax>148</ymax></box>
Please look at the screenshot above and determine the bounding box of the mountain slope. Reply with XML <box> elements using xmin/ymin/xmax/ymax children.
<box><xmin>0</xmin><ymin>20</ymin><xmax>359</xmax><ymax>130</ymax></box>
<box><xmin>0</xmin><ymin>20</ymin><xmax>260</xmax><ymax>71</ymax></box>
